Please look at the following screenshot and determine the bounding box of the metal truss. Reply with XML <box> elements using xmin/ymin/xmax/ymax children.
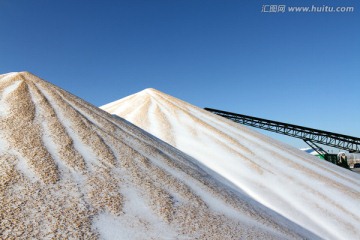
<box><xmin>204</xmin><ymin>108</ymin><xmax>360</xmax><ymax>153</ymax></box>
<box><xmin>303</xmin><ymin>140</ymin><xmax>327</xmax><ymax>157</ymax></box>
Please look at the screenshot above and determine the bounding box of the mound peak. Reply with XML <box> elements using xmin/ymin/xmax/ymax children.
<box><xmin>142</xmin><ymin>87</ymin><xmax>159</xmax><ymax>93</ymax></box>
<box><xmin>0</xmin><ymin>71</ymin><xmax>33</xmax><ymax>80</ymax></box>
<box><xmin>0</xmin><ymin>72</ymin><xmax>314</xmax><ymax>239</ymax></box>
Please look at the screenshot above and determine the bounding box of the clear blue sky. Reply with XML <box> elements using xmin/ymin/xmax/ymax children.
<box><xmin>1</xmin><ymin>0</ymin><xmax>359</xmax><ymax>148</ymax></box>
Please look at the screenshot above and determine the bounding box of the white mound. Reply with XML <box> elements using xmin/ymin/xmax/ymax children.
<box><xmin>0</xmin><ymin>72</ymin><xmax>316</xmax><ymax>239</ymax></box>
<box><xmin>102</xmin><ymin>88</ymin><xmax>360</xmax><ymax>240</ymax></box>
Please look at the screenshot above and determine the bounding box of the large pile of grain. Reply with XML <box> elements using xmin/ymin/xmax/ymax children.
<box><xmin>0</xmin><ymin>72</ymin><xmax>313</xmax><ymax>239</ymax></box>
<box><xmin>102</xmin><ymin>88</ymin><xmax>360</xmax><ymax>239</ymax></box>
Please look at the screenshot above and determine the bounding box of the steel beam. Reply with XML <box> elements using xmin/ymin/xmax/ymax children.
<box><xmin>205</xmin><ymin>108</ymin><xmax>360</xmax><ymax>153</ymax></box>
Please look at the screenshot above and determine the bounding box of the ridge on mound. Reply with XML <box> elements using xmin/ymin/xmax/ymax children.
<box><xmin>101</xmin><ymin>88</ymin><xmax>360</xmax><ymax>240</ymax></box>
<box><xmin>0</xmin><ymin>72</ymin><xmax>316</xmax><ymax>239</ymax></box>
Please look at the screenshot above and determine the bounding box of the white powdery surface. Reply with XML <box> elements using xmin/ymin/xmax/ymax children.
<box><xmin>101</xmin><ymin>88</ymin><xmax>360</xmax><ymax>240</ymax></box>
<box><xmin>0</xmin><ymin>72</ymin><xmax>314</xmax><ymax>239</ymax></box>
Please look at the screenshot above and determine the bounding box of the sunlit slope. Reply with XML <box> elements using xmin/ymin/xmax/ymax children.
<box><xmin>0</xmin><ymin>72</ymin><xmax>313</xmax><ymax>239</ymax></box>
<box><xmin>102</xmin><ymin>88</ymin><xmax>360</xmax><ymax>239</ymax></box>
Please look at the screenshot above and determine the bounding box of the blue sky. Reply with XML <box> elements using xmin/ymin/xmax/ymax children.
<box><xmin>0</xmin><ymin>0</ymin><xmax>359</xmax><ymax>149</ymax></box>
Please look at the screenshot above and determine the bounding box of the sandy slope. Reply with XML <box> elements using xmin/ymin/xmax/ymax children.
<box><xmin>0</xmin><ymin>72</ymin><xmax>317</xmax><ymax>239</ymax></box>
<box><xmin>102</xmin><ymin>88</ymin><xmax>360</xmax><ymax>240</ymax></box>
